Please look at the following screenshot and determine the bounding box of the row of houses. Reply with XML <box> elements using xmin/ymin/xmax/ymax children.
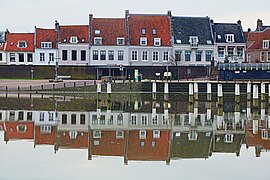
<box><xmin>1</xmin><ymin>10</ymin><xmax>260</xmax><ymax>69</ymax></box>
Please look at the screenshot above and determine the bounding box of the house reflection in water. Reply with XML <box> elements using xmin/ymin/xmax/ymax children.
<box><xmin>0</xmin><ymin>95</ymin><xmax>269</xmax><ymax>164</ymax></box>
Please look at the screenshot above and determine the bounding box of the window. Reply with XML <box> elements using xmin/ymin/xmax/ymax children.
<box><xmin>49</xmin><ymin>53</ymin><xmax>54</xmax><ymax>61</ymax></box>
<box><xmin>117</xmin><ymin>113</ymin><xmax>123</xmax><ymax>125</ymax></box>
<box><xmin>18</xmin><ymin>53</ymin><xmax>24</xmax><ymax>62</ymax></box>
<box><xmin>41</xmin><ymin>126</ymin><xmax>52</xmax><ymax>133</ymax></box>
<box><xmin>205</xmin><ymin>51</ymin><xmax>212</xmax><ymax>61</ymax></box>
<box><xmin>268</xmin><ymin>52</ymin><xmax>270</xmax><ymax>62</ymax></box>
<box><xmin>185</xmin><ymin>51</ymin><xmax>191</xmax><ymax>61</ymax></box>
<box><xmin>92</xmin><ymin>115</ymin><xmax>98</xmax><ymax>125</ymax></box>
<box><xmin>218</xmin><ymin>47</ymin><xmax>225</xmax><ymax>58</ymax></box>
<box><xmin>100</xmin><ymin>50</ymin><xmax>106</xmax><ymax>60</ymax></box>
<box><xmin>95</xmin><ymin>30</ymin><xmax>100</xmax><ymax>35</ymax></box>
<box><xmin>131</xmin><ymin>114</ymin><xmax>137</xmax><ymax>125</ymax></box>
<box><xmin>262</xmin><ymin>130</ymin><xmax>269</xmax><ymax>139</ymax></box>
<box><xmin>27</xmin><ymin>112</ymin><xmax>32</xmax><ymax>120</ymax></box>
<box><xmin>108</xmin><ymin>115</ymin><xmax>113</xmax><ymax>125</ymax></box>
<box><xmin>118</xmin><ymin>50</ymin><xmax>124</xmax><ymax>61</ymax></box>
<box><xmin>141</xmin><ymin>115</ymin><xmax>148</xmax><ymax>125</ymax></box>
<box><xmin>71</xmin><ymin>114</ymin><xmax>76</xmax><ymax>125</ymax></box>
<box><xmin>100</xmin><ymin>115</ymin><xmax>105</xmax><ymax>125</ymax></box>
<box><xmin>10</xmin><ymin>53</ymin><xmax>15</xmax><ymax>62</ymax></box>
<box><xmin>189</xmin><ymin>36</ymin><xmax>198</xmax><ymax>47</ymax></box>
<box><xmin>18</xmin><ymin>41</ymin><xmax>27</xmax><ymax>48</ymax></box>
<box><xmin>237</xmin><ymin>47</ymin><xmax>244</xmax><ymax>58</ymax></box>
<box><xmin>0</xmin><ymin>112</ymin><xmax>2</xmax><ymax>120</ymax></box>
<box><xmin>10</xmin><ymin>112</ymin><xmax>15</xmax><ymax>121</ymax></box>
<box><xmin>225</xmin><ymin>34</ymin><xmax>234</xmax><ymax>43</ymax></box>
<box><xmin>188</xmin><ymin>130</ymin><xmax>198</xmax><ymax>140</ymax></box>
<box><xmin>154</xmin><ymin>38</ymin><xmax>161</xmax><ymax>46</ymax></box>
<box><xmin>139</xmin><ymin>130</ymin><xmax>146</xmax><ymax>139</ymax></box>
<box><xmin>131</xmin><ymin>51</ymin><xmax>138</xmax><ymax>61</ymax></box>
<box><xmin>70</xmin><ymin>36</ymin><xmax>78</xmax><ymax>43</ymax></box>
<box><xmin>39</xmin><ymin>112</ymin><xmax>44</xmax><ymax>121</ymax></box>
<box><xmin>162</xmin><ymin>115</ymin><xmax>168</xmax><ymax>125</ymax></box>
<box><xmin>17</xmin><ymin>125</ymin><xmax>27</xmax><ymax>133</ymax></box>
<box><xmin>152</xmin><ymin>28</ymin><xmax>157</xmax><ymax>35</ymax></box>
<box><xmin>72</xmin><ymin>50</ymin><xmax>77</xmax><ymax>61</ymax></box>
<box><xmin>40</xmin><ymin>53</ymin><xmax>45</xmax><ymax>61</ymax></box>
<box><xmin>153</xmin><ymin>130</ymin><xmax>160</xmax><ymax>138</ymax></box>
<box><xmin>163</xmin><ymin>51</ymin><xmax>168</xmax><ymax>62</ymax></box>
<box><xmin>141</xmin><ymin>28</ymin><xmax>146</xmax><ymax>35</ymax></box>
<box><xmin>69</xmin><ymin>131</ymin><xmax>78</xmax><ymax>139</ymax></box>
<box><xmin>228</xmin><ymin>47</ymin><xmax>234</xmax><ymax>57</ymax></box>
<box><xmin>140</xmin><ymin>37</ymin><xmax>147</xmax><ymax>46</ymax></box>
<box><xmin>263</xmin><ymin>40</ymin><xmax>270</xmax><ymax>49</ymax></box>
<box><xmin>49</xmin><ymin>112</ymin><xmax>53</xmax><ymax>121</ymax></box>
<box><xmin>62</xmin><ymin>50</ymin><xmax>67</xmax><ymax>60</ymax></box>
<box><xmin>152</xmin><ymin>51</ymin><xmax>159</xmax><ymax>62</ymax></box>
<box><xmin>152</xmin><ymin>115</ymin><xmax>158</xmax><ymax>125</ymax></box>
<box><xmin>175</xmin><ymin>50</ymin><xmax>182</xmax><ymax>61</ymax></box>
<box><xmin>261</xmin><ymin>52</ymin><xmax>266</xmax><ymax>62</ymax></box>
<box><xmin>93</xmin><ymin>50</ymin><xmax>98</xmax><ymax>60</ymax></box>
<box><xmin>0</xmin><ymin>53</ymin><xmax>2</xmax><ymax>61</ymax></box>
<box><xmin>117</xmin><ymin>38</ymin><xmax>125</xmax><ymax>45</ymax></box>
<box><xmin>41</xmin><ymin>42</ymin><xmax>52</xmax><ymax>48</ymax></box>
<box><xmin>93</xmin><ymin>130</ymin><xmax>101</xmax><ymax>138</ymax></box>
<box><xmin>224</xmin><ymin>134</ymin><xmax>234</xmax><ymax>143</ymax></box>
<box><xmin>94</xmin><ymin>37</ymin><xmax>102</xmax><ymax>45</ymax></box>
<box><xmin>142</xmin><ymin>51</ymin><xmax>148</xmax><ymax>61</ymax></box>
<box><xmin>108</xmin><ymin>50</ymin><xmax>114</xmax><ymax>60</ymax></box>
<box><xmin>80</xmin><ymin>114</ymin><xmax>86</xmax><ymax>125</ymax></box>
<box><xmin>27</xmin><ymin>53</ymin><xmax>33</xmax><ymax>62</ymax></box>
<box><xmin>196</xmin><ymin>51</ymin><xmax>202</xmax><ymax>61</ymax></box>
<box><xmin>81</xmin><ymin>50</ymin><xmax>86</xmax><ymax>61</ymax></box>
<box><xmin>62</xmin><ymin>114</ymin><xmax>67</xmax><ymax>124</ymax></box>
<box><xmin>116</xmin><ymin>131</ymin><xmax>124</xmax><ymax>139</ymax></box>
<box><xmin>18</xmin><ymin>111</ymin><xmax>24</xmax><ymax>120</ymax></box>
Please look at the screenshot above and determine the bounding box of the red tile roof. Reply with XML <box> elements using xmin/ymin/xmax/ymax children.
<box><xmin>92</xmin><ymin>18</ymin><xmax>126</xmax><ymax>46</ymax></box>
<box><xmin>246</xmin><ymin>129</ymin><xmax>270</xmax><ymax>150</ymax></box>
<box><xmin>247</xmin><ymin>29</ymin><xmax>270</xmax><ymax>50</ymax></box>
<box><xmin>59</xmin><ymin>25</ymin><xmax>89</xmax><ymax>43</ymax></box>
<box><xmin>5</xmin><ymin>33</ymin><xmax>35</xmax><ymax>52</ymax></box>
<box><xmin>35</xmin><ymin>126</ymin><xmax>56</xmax><ymax>145</ymax></box>
<box><xmin>5</xmin><ymin>122</ymin><xmax>34</xmax><ymax>141</ymax></box>
<box><xmin>35</xmin><ymin>28</ymin><xmax>57</xmax><ymax>49</ymax></box>
<box><xmin>128</xmin><ymin>14</ymin><xmax>171</xmax><ymax>46</ymax></box>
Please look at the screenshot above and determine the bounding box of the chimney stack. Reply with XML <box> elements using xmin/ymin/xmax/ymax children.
<box><xmin>210</xmin><ymin>19</ymin><xmax>214</xmax><ymax>25</ymax></box>
<box><xmin>257</xmin><ymin>19</ymin><xmax>263</xmax><ymax>31</ymax></box>
<box><xmin>237</xmin><ymin>20</ymin><xmax>241</xmax><ymax>26</ymax></box>
<box><xmin>167</xmin><ymin>10</ymin><xmax>172</xmax><ymax>17</ymax></box>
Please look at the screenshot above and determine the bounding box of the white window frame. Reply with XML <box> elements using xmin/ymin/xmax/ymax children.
<box><xmin>225</xmin><ymin>34</ymin><xmax>235</xmax><ymax>43</ymax></box>
<box><xmin>131</xmin><ymin>50</ymin><xmax>138</xmax><ymax>61</ymax></box>
<box><xmin>152</xmin><ymin>115</ymin><xmax>158</xmax><ymax>125</ymax></box>
<box><xmin>116</xmin><ymin>130</ymin><xmax>124</xmax><ymax>139</ymax></box>
<box><xmin>139</xmin><ymin>130</ymin><xmax>146</xmax><ymax>139</ymax></box>
<box><xmin>131</xmin><ymin>114</ymin><xmax>137</xmax><ymax>125</ymax></box>
<box><xmin>16</xmin><ymin>125</ymin><xmax>27</xmax><ymax>133</ymax></box>
<box><xmin>95</xmin><ymin>30</ymin><xmax>100</xmax><ymax>35</ymax></box>
<box><xmin>224</xmin><ymin>134</ymin><xmax>234</xmax><ymax>143</ymax></box>
<box><xmin>17</xmin><ymin>41</ymin><xmax>27</xmax><ymax>48</ymax></box>
<box><xmin>70</xmin><ymin>36</ymin><xmax>78</xmax><ymax>43</ymax></box>
<box><xmin>140</xmin><ymin>37</ymin><xmax>147</xmax><ymax>46</ymax></box>
<box><xmin>69</xmin><ymin>131</ymin><xmax>78</xmax><ymax>139</ymax></box>
<box><xmin>49</xmin><ymin>53</ymin><xmax>54</xmax><ymax>62</ymax></box>
<box><xmin>93</xmin><ymin>130</ymin><xmax>101</xmax><ymax>139</ymax></box>
<box><xmin>261</xmin><ymin>51</ymin><xmax>266</xmax><ymax>62</ymax></box>
<box><xmin>117</xmin><ymin>37</ymin><xmax>125</xmax><ymax>45</ymax></box>
<box><xmin>40</xmin><ymin>53</ymin><xmax>45</xmax><ymax>62</ymax></box>
<box><xmin>189</xmin><ymin>36</ymin><xmax>198</xmax><ymax>47</ymax></box>
<box><xmin>188</xmin><ymin>130</ymin><xmax>198</xmax><ymax>140</ymax></box>
<box><xmin>141</xmin><ymin>114</ymin><xmax>148</xmax><ymax>125</ymax></box>
<box><xmin>142</xmin><ymin>51</ymin><xmax>148</xmax><ymax>61</ymax></box>
<box><xmin>218</xmin><ymin>47</ymin><xmax>225</xmax><ymax>58</ymax></box>
<box><xmin>40</xmin><ymin>126</ymin><xmax>52</xmax><ymax>133</ymax></box>
<box><xmin>267</xmin><ymin>51</ymin><xmax>270</xmax><ymax>62</ymax></box>
<box><xmin>152</xmin><ymin>51</ymin><xmax>159</xmax><ymax>62</ymax></box>
<box><xmin>10</xmin><ymin>53</ymin><xmax>15</xmax><ymax>62</ymax></box>
<box><xmin>154</xmin><ymin>38</ymin><xmax>161</xmax><ymax>46</ymax></box>
<box><xmin>263</xmin><ymin>40</ymin><xmax>270</xmax><ymax>49</ymax></box>
<box><xmin>262</xmin><ymin>130</ymin><xmax>269</xmax><ymax>140</ymax></box>
<box><xmin>41</xmin><ymin>42</ymin><xmax>52</xmax><ymax>48</ymax></box>
<box><xmin>153</xmin><ymin>130</ymin><xmax>160</xmax><ymax>138</ymax></box>
<box><xmin>163</xmin><ymin>51</ymin><xmax>168</xmax><ymax>62</ymax></box>
<box><xmin>94</xmin><ymin>37</ymin><xmax>102</xmax><ymax>45</ymax></box>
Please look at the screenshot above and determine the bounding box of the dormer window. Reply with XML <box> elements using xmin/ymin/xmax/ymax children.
<box><xmin>18</xmin><ymin>41</ymin><xmax>27</xmax><ymax>48</ymax></box>
<box><xmin>225</xmin><ymin>34</ymin><xmax>234</xmax><ymax>43</ymax></box>
<box><xmin>152</xmin><ymin>28</ymin><xmax>157</xmax><ymax>35</ymax></box>
<box><xmin>70</xmin><ymin>36</ymin><xmax>78</xmax><ymax>43</ymax></box>
<box><xmin>217</xmin><ymin>35</ymin><xmax>222</xmax><ymax>40</ymax></box>
<box><xmin>224</xmin><ymin>134</ymin><xmax>234</xmax><ymax>143</ymax></box>
<box><xmin>94</xmin><ymin>37</ymin><xmax>102</xmax><ymax>45</ymax></box>
<box><xmin>141</xmin><ymin>28</ymin><xmax>146</xmax><ymax>35</ymax></box>
<box><xmin>63</xmin><ymin>39</ymin><xmax>67</xmax><ymax>43</ymax></box>
<box><xmin>189</xmin><ymin>36</ymin><xmax>198</xmax><ymax>47</ymax></box>
<box><xmin>154</xmin><ymin>38</ymin><xmax>161</xmax><ymax>46</ymax></box>
<box><xmin>95</xmin><ymin>30</ymin><xmax>100</xmax><ymax>35</ymax></box>
<box><xmin>263</xmin><ymin>40</ymin><xmax>270</xmax><ymax>49</ymax></box>
<box><xmin>117</xmin><ymin>37</ymin><xmax>125</xmax><ymax>45</ymax></box>
<box><xmin>176</xmin><ymin>40</ymin><xmax>182</xmax><ymax>44</ymax></box>
<box><xmin>41</xmin><ymin>42</ymin><xmax>52</xmax><ymax>48</ymax></box>
<box><xmin>140</xmin><ymin>37</ymin><xmax>147</xmax><ymax>46</ymax></box>
<box><xmin>82</xmin><ymin>38</ymin><xmax>85</xmax><ymax>43</ymax></box>
<box><xmin>206</xmin><ymin>40</ymin><xmax>212</xmax><ymax>45</ymax></box>
<box><xmin>16</xmin><ymin>125</ymin><xmax>27</xmax><ymax>133</ymax></box>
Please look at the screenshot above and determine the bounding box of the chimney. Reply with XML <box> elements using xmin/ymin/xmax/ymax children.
<box><xmin>167</xmin><ymin>10</ymin><xmax>172</xmax><ymax>17</ymax></box>
<box><xmin>125</xmin><ymin>10</ymin><xmax>130</xmax><ymax>45</ymax></box>
<box><xmin>248</xmin><ymin>28</ymin><xmax>251</xmax><ymax>33</ymax></box>
<box><xmin>210</xmin><ymin>19</ymin><xmax>214</xmax><ymax>25</ymax></box>
<box><xmin>55</xmin><ymin>20</ymin><xmax>59</xmax><ymax>31</ymax></box>
<box><xmin>125</xmin><ymin>10</ymin><xmax>129</xmax><ymax>18</ymax></box>
<box><xmin>89</xmin><ymin>14</ymin><xmax>93</xmax><ymax>46</ymax></box>
<box><xmin>237</xmin><ymin>20</ymin><xmax>241</xmax><ymax>26</ymax></box>
<box><xmin>55</xmin><ymin>20</ymin><xmax>59</xmax><ymax>48</ymax></box>
<box><xmin>257</xmin><ymin>19</ymin><xmax>263</xmax><ymax>31</ymax></box>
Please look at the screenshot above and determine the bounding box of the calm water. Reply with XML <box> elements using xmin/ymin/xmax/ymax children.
<box><xmin>0</xmin><ymin>93</ymin><xmax>270</xmax><ymax>180</ymax></box>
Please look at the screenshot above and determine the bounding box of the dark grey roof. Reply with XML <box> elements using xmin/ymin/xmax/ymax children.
<box><xmin>172</xmin><ymin>16</ymin><xmax>214</xmax><ymax>45</ymax></box>
<box><xmin>212</xmin><ymin>23</ymin><xmax>246</xmax><ymax>43</ymax></box>
<box><xmin>258</xmin><ymin>26</ymin><xmax>270</xmax><ymax>31</ymax></box>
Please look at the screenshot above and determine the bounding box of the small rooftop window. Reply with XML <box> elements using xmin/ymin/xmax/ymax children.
<box><xmin>18</xmin><ymin>41</ymin><xmax>27</xmax><ymax>48</ymax></box>
<box><xmin>225</xmin><ymin>34</ymin><xmax>234</xmax><ymax>43</ymax></box>
<box><xmin>82</xmin><ymin>38</ymin><xmax>85</xmax><ymax>43</ymax></box>
<box><xmin>176</xmin><ymin>40</ymin><xmax>182</xmax><ymax>44</ymax></box>
<box><xmin>152</xmin><ymin>28</ymin><xmax>157</xmax><ymax>35</ymax></box>
<box><xmin>206</xmin><ymin>40</ymin><xmax>212</xmax><ymax>45</ymax></box>
<box><xmin>70</xmin><ymin>36</ymin><xmax>78</xmax><ymax>43</ymax></box>
<box><xmin>141</xmin><ymin>28</ymin><xmax>146</xmax><ymax>35</ymax></box>
<box><xmin>63</xmin><ymin>39</ymin><xmax>67</xmax><ymax>42</ymax></box>
<box><xmin>95</xmin><ymin>30</ymin><xmax>100</xmax><ymax>35</ymax></box>
<box><xmin>217</xmin><ymin>35</ymin><xmax>221</xmax><ymax>39</ymax></box>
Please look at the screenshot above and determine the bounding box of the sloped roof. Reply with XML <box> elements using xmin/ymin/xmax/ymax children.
<box><xmin>59</xmin><ymin>25</ymin><xmax>89</xmax><ymax>43</ymax></box>
<box><xmin>35</xmin><ymin>28</ymin><xmax>57</xmax><ymax>49</ymax></box>
<box><xmin>92</xmin><ymin>18</ymin><xmax>126</xmax><ymax>46</ymax></box>
<box><xmin>247</xmin><ymin>29</ymin><xmax>270</xmax><ymax>50</ymax></box>
<box><xmin>57</xmin><ymin>130</ymin><xmax>88</xmax><ymax>149</ymax></box>
<box><xmin>5</xmin><ymin>33</ymin><xmax>35</xmax><ymax>52</ymax></box>
<box><xmin>128</xmin><ymin>14</ymin><xmax>171</xmax><ymax>46</ymax></box>
<box><xmin>35</xmin><ymin>126</ymin><xmax>56</xmax><ymax>145</ymax></box>
<box><xmin>212</xmin><ymin>23</ymin><xmax>246</xmax><ymax>43</ymax></box>
<box><xmin>4</xmin><ymin>121</ymin><xmax>34</xmax><ymax>141</ymax></box>
<box><xmin>172</xmin><ymin>16</ymin><xmax>214</xmax><ymax>45</ymax></box>
<box><xmin>0</xmin><ymin>42</ymin><xmax>6</xmax><ymax>51</ymax></box>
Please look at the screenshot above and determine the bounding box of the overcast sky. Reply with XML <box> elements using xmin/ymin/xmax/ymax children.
<box><xmin>0</xmin><ymin>0</ymin><xmax>269</xmax><ymax>33</ymax></box>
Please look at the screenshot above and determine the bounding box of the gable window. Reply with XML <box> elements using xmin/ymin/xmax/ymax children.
<box><xmin>185</xmin><ymin>51</ymin><xmax>191</xmax><ymax>61</ymax></box>
<box><xmin>117</xmin><ymin>38</ymin><xmax>125</xmax><ymax>45</ymax></box>
<box><xmin>142</xmin><ymin>51</ymin><xmax>148</xmax><ymax>61</ymax></box>
<box><xmin>218</xmin><ymin>47</ymin><xmax>225</xmax><ymax>58</ymax></box>
<box><xmin>10</xmin><ymin>53</ymin><xmax>15</xmax><ymax>62</ymax></box>
<box><xmin>205</xmin><ymin>51</ymin><xmax>212</xmax><ymax>61</ymax></box>
<box><xmin>18</xmin><ymin>53</ymin><xmax>24</xmax><ymax>62</ymax></box>
<box><xmin>163</xmin><ymin>51</ymin><xmax>168</xmax><ymax>62</ymax></box>
<box><xmin>189</xmin><ymin>36</ymin><xmax>198</xmax><ymax>47</ymax></box>
<box><xmin>62</xmin><ymin>50</ymin><xmax>67</xmax><ymax>60</ymax></box>
<box><xmin>41</xmin><ymin>126</ymin><xmax>52</xmax><ymax>133</ymax></box>
<box><xmin>228</xmin><ymin>47</ymin><xmax>234</xmax><ymax>57</ymax></box>
<box><xmin>154</xmin><ymin>38</ymin><xmax>161</xmax><ymax>46</ymax></box>
<box><xmin>49</xmin><ymin>53</ymin><xmax>54</xmax><ymax>61</ymax></box>
<box><xmin>131</xmin><ymin>51</ymin><xmax>138</xmax><ymax>61</ymax></box>
<box><xmin>18</xmin><ymin>41</ymin><xmax>27</xmax><ymax>48</ymax></box>
<box><xmin>118</xmin><ymin>50</ymin><xmax>124</xmax><ymax>61</ymax></box>
<box><xmin>139</xmin><ymin>130</ymin><xmax>146</xmax><ymax>139</ymax></box>
<box><xmin>94</xmin><ymin>30</ymin><xmax>100</xmax><ymax>35</ymax></box>
<box><xmin>62</xmin><ymin>114</ymin><xmax>67</xmax><ymax>124</ymax></box>
<box><xmin>224</xmin><ymin>134</ymin><xmax>234</xmax><ymax>143</ymax></box>
<box><xmin>93</xmin><ymin>50</ymin><xmax>98</xmax><ymax>60</ymax></box>
<box><xmin>262</xmin><ymin>130</ymin><xmax>269</xmax><ymax>139</ymax></box>
<box><xmin>196</xmin><ymin>51</ymin><xmax>202</xmax><ymax>61</ymax></box>
<box><xmin>17</xmin><ymin>125</ymin><xmax>27</xmax><ymax>133</ymax></box>
<box><xmin>153</xmin><ymin>130</ymin><xmax>160</xmax><ymax>138</ymax></box>
<box><xmin>237</xmin><ymin>47</ymin><xmax>244</xmax><ymax>58</ymax></box>
<box><xmin>263</xmin><ymin>40</ymin><xmax>270</xmax><ymax>49</ymax></box>
<box><xmin>108</xmin><ymin>50</ymin><xmax>114</xmax><ymax>60</ymax></box>
<box><xmin>140</xmin><ymin>37</ymin><xmax>147</xmax><ymax>46</ymax></box>
<box><xmin>40</xmin><ymin>53</ymin><xmax>45</xmax><ymax>62</ymax></box>
<box><xmin>100</xmin><ymin>50</ymin><xmax>106</xmax><ymax>60</ymax></box>
<box><xmin>131</xmin><ymin>114</ymin><xmax>137</xmax><ymax>125</ymax></box>
<box><xmin>71</xmin><ymin>50</ymin><xmax>77</xmax><ymax>61</ymax></box>
<box><xmin>71</xmin><ymin>114</ymin><xmax>76</xmax><ymax>125</ymax></box>
<box><xmin>41</xmin><ymin>42</ymin><xmax>52</xmax><ymax>48</ymax></box>
<box><xmin>141</xmin><ymin>28</ymin><xmax>146</xmax><ymax>35</ymax></box>
<box><xmin>152</xmin><ymin>28</ymin><xmax>157</xmax><ymax>35</ymax></box>
<box><xmin>70</xmin><ymin>36</ymin><xmax>78</xmax><ymax>43</ymax></box>
<box><xmin>188</xmin><ymin>130</ymin><xmax>198</xmax><ymax>140</ymax></box>
<box><xmin>94</xmin><ymin>37</ymin><xmax>102</xmax><ymax>45</ymax></box>
<box><xmin>225</xmin><ymin>34</ymin><xmax>235</xmax><ymax>43</ymax></box>
<box><xmin>261</xmin><ymin>52</ymin><xmax>266</xmax><ymax>62</ymax></box>
<box><xmin>152</xmin><ymin>51</ymin><xmax>159</xmax><ymax>62</ymax></box>
<box><xmin>27</xmin><ymin>53</ymin><xmax>33</xmax><ymax>62</ymax></box>
<box><xmin>175</xmin><ymin>50</ymin><xmax>182</xmax><ymax>61</ymax></box>
<box><xmin>116</xmin><ymin>131</ymin><xmax>124</xmax><ymax>139</ymax></box>
<box><xmin>81</xmin><ymin>50</ymin><xmax>86</xmax><ymax>61</ymax></box>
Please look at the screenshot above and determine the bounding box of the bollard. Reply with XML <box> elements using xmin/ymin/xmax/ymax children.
<box><xmin>53</xmin><ymin>84</ymin><xmax>55</xmax><ymax>90</ymax></box>
<box><xmin>207</xmin><ymin>83</ymin><xmax>211</xmax><ymax>101</ymax></box>
<box><xmin>18</xmin><ymin>86</ymin><xmax>20</xmax><ymax>91</ymax></box>
<box><xmin>194</xmin><ymin>82</ymin><xmax>198</xmax><ymax>100</ymax></box>
<box><xmin>84</xmin><ymin>81</ymin><xmax>86</xmax><ymax>87</ymax></box>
